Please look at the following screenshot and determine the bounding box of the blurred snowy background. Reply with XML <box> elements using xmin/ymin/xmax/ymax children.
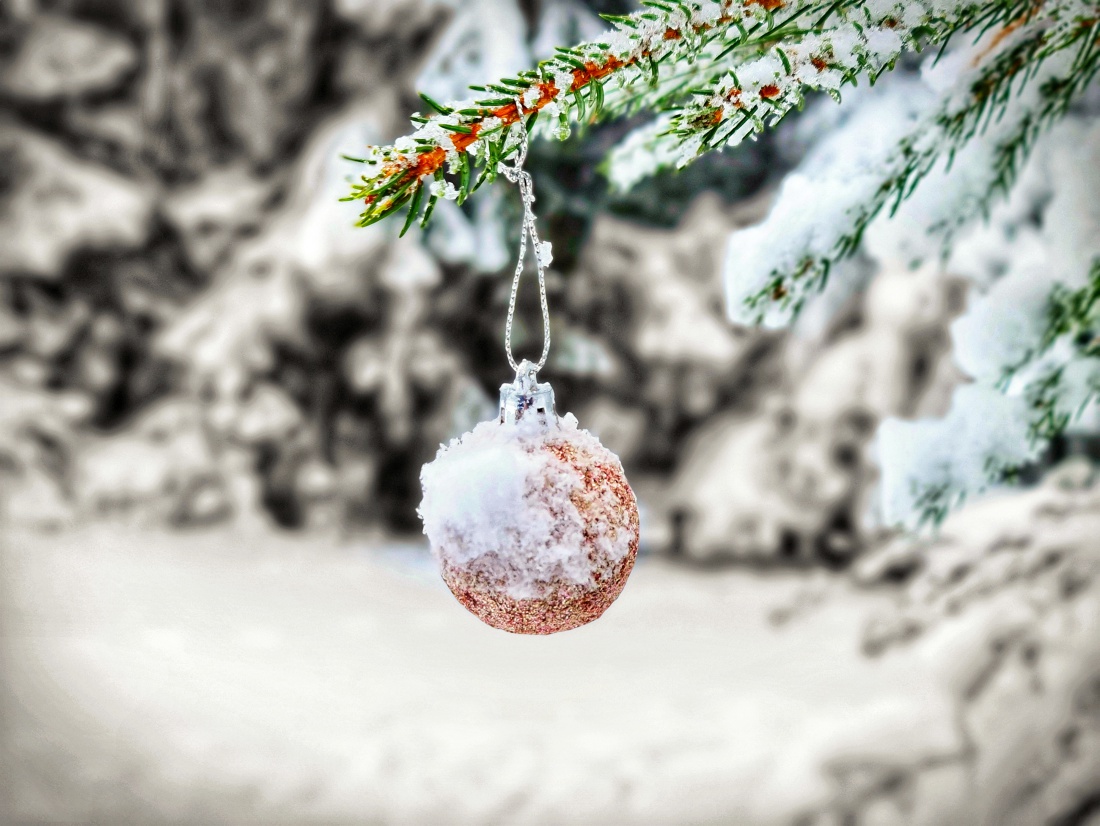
<box><xmin>1</xmin><ymin>1</ymin><xmax>1099</xmax><ymax>823</ymax></box>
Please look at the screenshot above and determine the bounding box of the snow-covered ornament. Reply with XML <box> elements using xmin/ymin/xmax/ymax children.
<box><xmin>418</xmin><ymin>107</ymin><xmax>639</xmax><ymax>633</ymax></box>
<box><xmin>421</xmin><ymin>362</ymin><xmax>639</xmax><ymax>633</ymax></box>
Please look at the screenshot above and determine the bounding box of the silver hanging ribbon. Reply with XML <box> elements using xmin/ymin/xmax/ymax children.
<box><xmin>498</xmin><ymin>102</ymin><xmax>551</xmax><ymax>376</ymax></box>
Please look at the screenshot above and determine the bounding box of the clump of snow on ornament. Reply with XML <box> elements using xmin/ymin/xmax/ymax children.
<box><xmin>419</xmin><ymin>364</ymin><xmax>639</xmax><ymax>634</ymax></box>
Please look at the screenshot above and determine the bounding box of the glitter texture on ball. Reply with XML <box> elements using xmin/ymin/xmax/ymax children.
<box><xmin>418</xmin><ymin>413</ymin><xmax>639</xmax><ymax>634</ymax></box>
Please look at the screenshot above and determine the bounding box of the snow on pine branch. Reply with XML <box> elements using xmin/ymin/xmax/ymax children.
<box><xmin>604</xmin><ymin>114</ymin><xmax>682</xmax><ymax>193</ymax></box>
<box><xmin>606</xmin><ymin>0</ymin><xmax>1012</xmax><ymax>197</ymax></box>
<box><xmin>725</xmin><ymin>0</ymin><xmax>1100</xmax><ymax>327</ymax></box>
<box><xmin>342</xmin><ymin>0</ymin><xmax>1054</xmax><ymax>234</ymax></box>
<box><xmin>878</xmin><ymin>259</ymin><xmax>1100</xmax><ymax>528</ymax></box>
<box><xmin>877</xmin><ymin>116</ymin><xmax>1100</xmax><ymax>529</ymax></box>
<box><xmin>343</xmin><ymin>0</ymin><xmax>806</xmax><ymax>231</ymax></box>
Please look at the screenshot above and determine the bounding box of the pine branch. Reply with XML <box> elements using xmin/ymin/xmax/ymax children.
<box><xmin>344</xmin><ymin>0</ymin><xmax>921</xmax><ymax>229</ymax></box>
<box><xmin>1019</xmin><ymin>259</ymin><xmax>1100</xmax><ymax>443</ymax></box>
<box><xmin>737</xmin><ymin>0</ymin><xmax>1100</xmax><ymax>323</ymax></box>
<box><xmin>667</xmin><ymin>1</ymin><xmax>1040</xmax><ymax>158</ymax></box>
<box><xmin>342</xmin><ymin>0</ymin><xmax>1092</xmax><ymax>237</ymax></box>
<box><xmin>1044</xmin><ymin>261</ymin><xmax>1100</xmax><ymax>356</ymax></box>
<box><xmin>893</xmin><ymin>259</ymin><xmax>1100</xmax><ymax>529</ymax></box>
<box><xmin>345</xmin><ymin>0</ymin><xmax>842</xmax><ymax>229</ymax></box>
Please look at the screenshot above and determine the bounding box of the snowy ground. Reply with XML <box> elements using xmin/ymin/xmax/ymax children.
<box><xmin>0</xmin><ymin>525</ymin><xmax>996</xmax><ymax>824</ymax></box>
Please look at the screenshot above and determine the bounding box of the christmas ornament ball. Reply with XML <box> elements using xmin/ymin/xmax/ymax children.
<box><xmin>419</xmin><ymin>407</ymin><xmax>639</xmax><ymax>635</ymax></box>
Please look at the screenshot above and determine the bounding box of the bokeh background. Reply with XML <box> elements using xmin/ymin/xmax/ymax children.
<box><xmin>1</xmin><ymin>1</ymin><xmax>1099</xmax><ymax>824</ymax></box>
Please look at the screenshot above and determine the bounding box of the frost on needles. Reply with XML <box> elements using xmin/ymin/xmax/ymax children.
<box><xmin>343</xmin><ymin>0</ymin><xmax>1100</xmax><ymax>528</ymax></box>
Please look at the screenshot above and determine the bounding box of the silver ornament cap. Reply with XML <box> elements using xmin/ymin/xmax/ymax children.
<box><xmin>499</xmin><ymin>359</ymin><xmax>556</xmax><ymax>425</ymax></box>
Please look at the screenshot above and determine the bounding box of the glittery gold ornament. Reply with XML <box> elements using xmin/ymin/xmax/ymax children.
<box><xmin>419</xmin><ymin>365</ymin><xmax>639</xmax><ymax>634</ymax></box>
